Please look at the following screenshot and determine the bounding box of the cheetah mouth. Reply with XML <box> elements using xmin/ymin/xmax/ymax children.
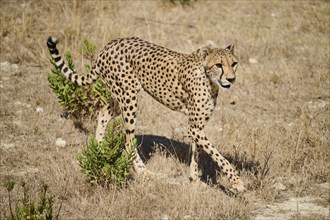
<box><xmin>218</xmin><ymin>80</ymin><xmax>231</xmax><ymax>89</ymax></box>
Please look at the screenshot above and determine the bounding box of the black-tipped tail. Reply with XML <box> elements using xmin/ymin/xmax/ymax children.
<box><xmin>47</xmin><ymin>36</ymin><xmax>58</xmax><ymax>49</ymax></box>
<box><xmin>46</xmin><ymin>36</ymin><xmax>99</xmax><ymax>86</ymax></box>
<box><xmin>47</xmin><ymin>36</ymin><xmax>59</xmax><ymax>56</ymax></box>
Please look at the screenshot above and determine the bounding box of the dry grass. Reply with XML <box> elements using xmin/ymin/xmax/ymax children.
<box><xmin>1</xmin><ymin>0</ymin><xmax>329</xmax><ymax>219</ymax></box>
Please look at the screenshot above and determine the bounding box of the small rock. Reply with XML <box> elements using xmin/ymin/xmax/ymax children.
<box><xmin>11</xmin><ymin>63</ymin><xmax>19</xmax><ymax>69</ymax></box>
<box><xmin>36</xmin><ymin>106</ymin><xmax>44</xmax><ymax>113</ymax></box>
<box><xmin>55</xmin><ymin>138</ymin><xmax>67</xmax><ymax>147</ymax></box>
<box><xmin>161</xmin><ymin>214</ymin><xmax>169</xmax><ymax>220</ymax></box>
<box><xmin>306</xmin><ymin>100</ymin><xmax>327</xmax><ymax>112</ymax></box>
<box><xmin>249</xmin><ymin>58</ymin><xmax>258</xmax><ymax>64</ymax></box>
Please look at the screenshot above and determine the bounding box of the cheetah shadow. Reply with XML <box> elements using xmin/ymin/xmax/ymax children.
<box><xmin>135</xmin><ymin>135</ymin><xmax>260</xmax><ymax>185</ymax></box>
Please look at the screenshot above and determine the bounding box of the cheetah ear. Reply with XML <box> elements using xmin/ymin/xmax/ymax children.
<box><xmin>199</xmin><ymin>46</ymin><xmax>212</xmax><ymax>59</ymax></box>
<box><xmin>226</xmin><ymin>44</ymin><xmax>234</xmax><ymax>54</ymax></box>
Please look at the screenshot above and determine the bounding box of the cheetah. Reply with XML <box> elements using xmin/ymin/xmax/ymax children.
<box><xmin>47</xmin><ymin>36</ymin><xmax>246</xmax><ymax>192</ymax></box>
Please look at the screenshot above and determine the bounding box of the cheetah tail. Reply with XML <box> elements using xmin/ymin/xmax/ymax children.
<box><xmin>46</xmin><ymin>36</ymin><xmax>98</xmax><ymax>86</ymax></box>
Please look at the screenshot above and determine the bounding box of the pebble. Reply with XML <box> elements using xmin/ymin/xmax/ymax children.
<box><xmin>11</xmin><ymin>63</ymin><xmax>19</xmax><ymax>69</ymax></box>
<box><xmin>160</xmin><ymin>214</ymin><xmax>169</xmax><ymax>220</ymax></box>
<box><xmin>36</xmin><ymin>106</ymin><xmax>44</xmax><ymax>113</ymax></box>
<box><xmin>55</xmin><ymin>138</ymin><xmax>67</xmax><ymax>147</ymax></box>
<box><xmin>249</xmin><ymin>58</ymin><xmax>258</xmax><ymax>64</ymax></box>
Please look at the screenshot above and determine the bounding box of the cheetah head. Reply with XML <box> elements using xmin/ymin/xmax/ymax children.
<box><xmin>200</xmin><ymin>45</ymin><xmax>238</xmax><ymax>89</ymax></box>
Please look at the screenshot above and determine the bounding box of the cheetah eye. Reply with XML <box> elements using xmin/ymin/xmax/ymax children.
<box><xmin>232</xmin><ymin>62</ymin><xmax>237</xmax><ymax>67</ymax></box>
<box><xmin>215</xmin><ymin>63</ymin><xmax>222</xmax><ymax>68</ymax></box>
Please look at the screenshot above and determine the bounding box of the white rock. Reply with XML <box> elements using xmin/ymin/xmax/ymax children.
<box><xmin>306</xmin><ymin>100</ymin><xmax>327</xmax><ymax>112</ymax></box>
<box><xmin>55</xmin><ymin>138</ymin><xmax>67</xmax><ymax>147</ymax></box>
<box><xmin>184</xmin><ymin>215</ymin><xmax>192</xmax><ymax>219</ymax></box>
<box><xmin>11</xmin><ymin>64</ymin><xmax>19</xmax><ymax>69</ymax></box>
<box><xmin>160</xmin><ymin>214</ymin><xmax>169</xmax><ymax>220</ymax></box>
<box><xmin>249</xmin><ymin>58</ymin><xmax>258</xmax><ymax>64</ymax></box>
<box><xmin>36</xmin><ymin>107</ymin><xmax>44</xmax><ymax>113</ymax></box>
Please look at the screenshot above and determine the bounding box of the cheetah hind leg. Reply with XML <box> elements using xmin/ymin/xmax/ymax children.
<box><xmin>120</xmin><ymin>95</ymin><xmax>171</xmax><ymax>180</ymax></box>
<box><xmin>119</xmin><ymin>94</ymin><xmax>153</xmax><ymax>177</ymax></box>
<box><xmin>189</xmin><ymin>142</ymin><xmax>199</xmax><ymax>182</ymax></box>
<box><xmin>96</xmin><ymin>101</ymin><xmax>155</xmax><ymax>180</ymax></box>
<box><xmin>95</xmin><ymin>102</ymin><xmax>120</xmax><ymax>143</ymax></box>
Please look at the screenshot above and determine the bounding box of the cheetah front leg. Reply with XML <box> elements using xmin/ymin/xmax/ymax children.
<box><xmin>189</xmin><ymin>125</ymin><xmax>246</xmax><ymax>192</ymax></box>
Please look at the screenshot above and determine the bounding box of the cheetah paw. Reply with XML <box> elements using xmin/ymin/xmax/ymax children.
<box><xmin>230</xmin><ymin>180</ymin><xmax>246</xmax><ymax>193</ymax></box>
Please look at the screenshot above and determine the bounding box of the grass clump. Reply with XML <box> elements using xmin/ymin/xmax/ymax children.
<box><xmin>3</xmin><ymin>180</ymin><xmax>57</xmax><ymax>220</ymax></box>
<box><xmin>47</xmin><ymin>38</ymin><xmax>111</xmax><ymax>119</ymax></box>
<box><xmin>77</xmin><ymin>119</ymin><xmax>136</xmax><ymax>187</ymax></box>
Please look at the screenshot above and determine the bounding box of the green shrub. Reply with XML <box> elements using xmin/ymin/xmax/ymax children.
<box><xmin>47</xmin><ymin>39</ymin><xmax>111</xmax><ymax>119</ymax></box>
<box><xmin>4</xmin><ymin>180</ymin><xmax>57</xmax><ymax>220</ymax></box>
<box><xmin>77</xmin><ymin>119</ymin><xmax>136</xmax><ymax>187</ymax></box>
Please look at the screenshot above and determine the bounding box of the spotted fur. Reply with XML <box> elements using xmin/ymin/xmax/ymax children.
<box><xmin>47</xmin><ymin>36</ymin><xmax>245</xmax><ymax>192</ymax></box>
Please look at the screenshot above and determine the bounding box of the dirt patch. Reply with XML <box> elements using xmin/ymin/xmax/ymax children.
<box><xmin>254</xmin><ymin>196</ymin><xmax>329</xmax><ymax>220</ymax></box>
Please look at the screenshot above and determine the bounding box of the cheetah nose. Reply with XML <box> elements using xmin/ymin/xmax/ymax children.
<box><xmin>226</xmin><ymin>77</ymin><xmax>236</xmax><ymax>83</ymax></box>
